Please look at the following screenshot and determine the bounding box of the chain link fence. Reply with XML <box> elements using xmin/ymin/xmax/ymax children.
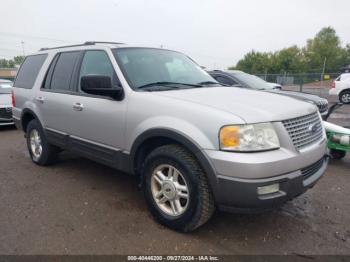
<box><xmin>256</xmin><ymin>72</ymin><xmax>341</xmax><ymax>99</ymax></box>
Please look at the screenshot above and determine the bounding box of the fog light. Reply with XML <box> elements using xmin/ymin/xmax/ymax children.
<box><xmin>257</xmin><ymin>183</ymin><xmax>280</xmax><ymax>195</ymax></box>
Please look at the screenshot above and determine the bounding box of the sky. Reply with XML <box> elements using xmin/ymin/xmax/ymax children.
<box><xmin>0</xmin><ymin>0</ymin><xmax>350</xmax><ymax>69</ymax></box>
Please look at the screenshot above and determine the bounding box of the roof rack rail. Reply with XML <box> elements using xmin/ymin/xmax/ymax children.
<box><xmin>84</xmin><ymin>41</ymin><xmax>124</xmax><ymax>45</ymax></box>
<box><xmin>39</xmin><ymin>42</ymin><xmax>94</xmax><ymax>51</ymax></box>
<box><xmin>39</xmin><ymin>41</ymin><xmax>124</xmax><ymax>51</ymax></box>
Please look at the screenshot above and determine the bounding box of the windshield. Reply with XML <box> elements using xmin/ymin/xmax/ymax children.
<box><xmin>0</xmin><ymin>81</ymin><xmax>13</xmax><ymax>94</ymax></box>
<box><xmin>232</xmin><ymin>73</ymin><xmax>274</xmax><ymax>90</ymax></box>
<box><xmin>113</xmin><ymin>48</ymin><xmax>217</xmax><ymax>90</ymax></box>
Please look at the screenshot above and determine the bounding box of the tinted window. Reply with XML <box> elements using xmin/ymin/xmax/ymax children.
<box><xmin>50</xmin><ymin>51</ymin><xmax>79</xmax><ymax>91</ymax></box>
<box><xmin>14</xmin><ymin>54</ymin><xmax>47</xmax><ymax>89</ymax></box>
<box><xmin>213</xmin><ymin>75</ymin><xmax>237</xmax><ymax>86</ymax></box>
<box><xmin>79</xmin><ymin>50</ymin><xmax>116</xmax><ymax>89</ymax></box>
<box><xmin>232</xmin><ymin>73</ymin><xmax>273</xmax><ymax>90</ymax></box>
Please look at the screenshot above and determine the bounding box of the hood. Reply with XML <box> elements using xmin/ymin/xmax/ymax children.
<box><xmin>0</xmin><ymin>93</ymin><xmax>12</xmax><ymax>107</ymax></box>
<box><xmin>266</xmin><ymin>90</ymin><xmax>326</xmax><ymax>104</ymax></box>
<box><xmin>154</xmin><ymin>87</ymin><xmax>316</xmax><ymax>123</ymax></box>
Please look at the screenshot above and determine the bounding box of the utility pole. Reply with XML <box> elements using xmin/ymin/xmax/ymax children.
<box><xmin>321</xmin><ymin>57</ymin><xmax>327</xmax><ymax>88</ymax></box>
<box><xmin>21</xmin><ymin>41</ymin><xmax>25</xmax><ymax>56</ymax></box>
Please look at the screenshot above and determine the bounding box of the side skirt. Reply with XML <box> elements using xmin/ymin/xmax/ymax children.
<box><xmin>45</xmin><ymin>129</ymin><xmax>133</xmax><ymax>174</ymax></box>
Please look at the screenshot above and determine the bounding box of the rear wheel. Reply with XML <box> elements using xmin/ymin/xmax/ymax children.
<box><xmin>26</xmin><ymin>119</ymin><xmax>59</xmax><ymax>165</ymax></box>
<box><xmin>143</xmin><ymin>144</ymin><xmax>215</xmax><ymax>232</ymax></box>
<box><xmin>339</xmin><ymin>90</ymin><xmax>350</xmax><ymax>104</ymax></box>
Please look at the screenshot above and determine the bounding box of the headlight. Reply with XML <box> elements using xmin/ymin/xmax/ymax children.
<box><xmin>219</xmin><ymin>123</ymin><xmax>280</xmax><ymax>152</ymax></box>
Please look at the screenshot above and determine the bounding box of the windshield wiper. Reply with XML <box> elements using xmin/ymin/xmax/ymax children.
<box><xmin>138</xmin><ymin>81</ymin><xmax>202</xmax><ymax>89</ymax></box>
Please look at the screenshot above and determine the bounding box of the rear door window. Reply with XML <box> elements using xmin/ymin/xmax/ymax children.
<box><xmin>14</xmin><ymin>54</ymin><xmax>47</xmax><ymax>89</ymax></box>
<box><xmin>50</xmin><ymin>51</ymin><xmax>80</xmax><ymax>91</ymax></box>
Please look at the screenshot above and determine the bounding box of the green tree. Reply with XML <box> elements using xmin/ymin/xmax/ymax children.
<box><xmin>13</xmin><ymin>56</ymin><xmax>25</xmax><ymax>65</ymax></box>
<box><xmin>229</xmin><ymin>27</ymin><xmax>349</xmax><ymax>73</ymax></box>
<box><xmin>229</xmin><ymin>50</ymin><xmax>272</xmax><ymax>74</ymax></box>
<box><xmin>0</xmin><ymin>55</ymin><xmax>25</xmax><ymax>68</ymax></box>
<box><xmin>0</xmin><ymin>59</ymin><xmax>9</xmax><ymax>68</ymax></box>
<box><xmin>271</xmin><ymin>46</ymin><xmax>306</xmax><ymax>73</ymax></box>
<box><xmin>303</xmin><ymin>27</ymin><xmax>344</xmax><ymax>72</ymax></box>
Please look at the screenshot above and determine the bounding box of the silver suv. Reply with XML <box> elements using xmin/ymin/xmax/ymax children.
<box><xmin>12</xmin><ymin>42</ymin><xmax>328</xmax><ymax>232</ymax></box>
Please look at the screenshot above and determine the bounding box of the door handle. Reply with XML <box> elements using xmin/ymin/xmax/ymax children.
<box><xmin>73</xmin><ymin>102</ymin><xmax>84</xmax><ymax>111</ymax></box>
<box><xmin>35</xmin><ymin>96</ymin><xmax>45</xmax><ymax>103</ymax></box>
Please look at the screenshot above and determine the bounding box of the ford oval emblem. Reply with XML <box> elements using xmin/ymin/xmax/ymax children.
<box><xmin>308</xmin><ymin>123</ymin><xmax>318</xmax><ymax>134</ymax></box>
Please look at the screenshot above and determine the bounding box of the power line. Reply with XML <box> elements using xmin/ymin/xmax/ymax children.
<box><xmin>0</xmin><ymin>48</ymin><xmax>23</xmax><ymax>53</ymax></box>
<box><xmin>0</xmin><ymin>53</ymin><xmax>16</xmax><ymax>58</ymax></box>
<box><xmin>0</xmin><ymin>31</ymin><xmax>74</xmax><ymax>43</ymax></box>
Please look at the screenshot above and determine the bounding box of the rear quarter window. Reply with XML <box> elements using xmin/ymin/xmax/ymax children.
<box><xmin>14</xmin><ymin>54</ymin><xmax>48</xmax><ymax>89</ymax></box>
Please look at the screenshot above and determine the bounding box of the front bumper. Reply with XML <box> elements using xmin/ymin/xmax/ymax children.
<box><xmin>216</xmin><ymin>156</ymin><xmax>328</xmax><ymax>213</ymax></box>
<box><xmin>205</xmin><ymin>137</ymin><xmax>328</xmax><ymax>212</ymax></box>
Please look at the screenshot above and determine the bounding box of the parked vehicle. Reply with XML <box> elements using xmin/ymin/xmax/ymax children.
<box><xmin>0</xmin><ymin>79</ymin><xmax>14</xmax><ymax>126</ymax></box>
<box><xmin>329</xmin><ymin>73</ymin><xmax>350</xmax><ymax>104</ymax></box>
<box><xmin>209</xmin><ymin>70</ymin><xmax>329</xmax><ymax>118</ymax></box>
<box><xmin>323</xmin><ymin>103</ymin><xmax>350</xmax><ymax>160</ymax></box>
<box><xmin>13</xmin><ymin>42</ymin><xmax>327</xmax><ymax>232</ymax></box>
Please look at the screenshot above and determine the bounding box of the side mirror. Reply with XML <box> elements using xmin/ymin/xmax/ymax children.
<box><xmin>81</xmin><ymin>75</ymin><xmax>123</xmax><ymax>99</ymax></box>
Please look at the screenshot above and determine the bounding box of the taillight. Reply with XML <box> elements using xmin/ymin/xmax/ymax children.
<box><xmin>11</xmin><ymin>90</ymin><xmax>16</xmax><ymax>107</ymax></box>
<box><xmin>331</xmin><ymin>81</ymin><xmax>335</xmax><ymax>89</ymax></box>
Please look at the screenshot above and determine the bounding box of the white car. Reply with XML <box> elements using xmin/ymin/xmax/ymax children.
<box><xmin>0</xmin><ymin>79</ymin><xmax>14</xmax><ymax>126</ymax></box>
<box><xmin>329</xmin><ymin>73</ymin><xmax>350</xmax><ymax>104</ymax></box>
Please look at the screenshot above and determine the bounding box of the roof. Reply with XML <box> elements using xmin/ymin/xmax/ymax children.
<box><xmin>31</xmin><ymin>42</ymin><xmax>170</xmax><ymax>56</ymax></box>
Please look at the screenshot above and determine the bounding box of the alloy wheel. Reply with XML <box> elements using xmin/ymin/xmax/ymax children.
<box><xmin>29</xmin><ymin>129</ymin><xmax>42</xmax><ymax>161</ymax></box>
<box><xmin>150</xmin><ymin>164</ymin><xmax>190</xmax><ymax>217</ymax></box>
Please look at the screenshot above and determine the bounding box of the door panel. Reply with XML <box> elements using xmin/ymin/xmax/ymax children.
<box><xmin>67</xmin><ymin>50</ymin><xmax>127</xmax><ymax>150</ymax></box>
<box><xmin>37</xmin><ymin>51</ymin><xmax>81</xmax><ymax>134</ymax></box>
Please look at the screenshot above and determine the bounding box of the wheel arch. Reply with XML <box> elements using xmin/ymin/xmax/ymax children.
<box><xmin>339</xmin><ymin>88</ymin><xmax>350</xmax><ymax>96</ymax></box>
<box><xmin>130</xmin><ymin>128</ymin><xmax>219</xmax><ymax>195</ymax></box>
<box><xmin>21</xmin><ymin>108</ymin><xmax>40</xmax><ymax>132</ymax></box>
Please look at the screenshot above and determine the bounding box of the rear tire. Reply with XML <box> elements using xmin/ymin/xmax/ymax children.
<box><xmin>26</xmin><ymin>119</ymin><xmax>59</xmax><ymax>165</ymax></box>
<box><xmin>330</xmin><ymin>149</ymin><xmax>346</xmax><ymax>160</ymax></box>
<box><xmin>143</xmin><ymin>144</ymin><xmax>215</xmax><ymax>232</ymax></box>
<box><xmin>339</xmin><ymin>90</ymin><xmax>350</xmax><ymax>104</ymax></box>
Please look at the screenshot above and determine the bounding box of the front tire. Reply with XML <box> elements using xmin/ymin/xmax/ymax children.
<box><xmin>143</xmin><ymin>144</ymin><xmax>215</xmax><ymax>232</ymax></box>
<box><xmin>339</xmin><ymin>90</ymin><xmax>350</xmax><ymax>104</ymax></box>
<box><xmin>26</xmin><ymin>119</ymin><xmax>59</xmax><ymax>165</ymax></box>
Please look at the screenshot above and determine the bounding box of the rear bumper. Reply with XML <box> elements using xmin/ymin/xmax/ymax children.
<box><xmin>0</xmin><ymin>107</ymin><xmax>14</xmax><ymax>126</ymax></box>
<box><xmin>0</xmin><ymin>121</ymin><xmax>14</xmax><ymax>126</ymax></box>
<box><xmin>215</xmin><ymin>156</ymin><xmax>328</xmax><ymax>213</ymax></box>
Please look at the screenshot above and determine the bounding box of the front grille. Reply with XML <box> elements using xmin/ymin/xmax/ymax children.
<box><xmin>0</xmin><ymin>107</ymin><xmax>12</xmax><ymax>119</ymax></box>
<box><xmin>316</xmin><ymin>100</ymin><xmax>328</xmax><ymax>114</ymax></box>
<box><xmin>301</xmin><ymin>158</ymin><xmax>324</xmax><ymax>180</ymax></box>
<box><xmin>282</xmin><ymin>112</ymin><xmax>323</xmax><ymax>150</ymax></box>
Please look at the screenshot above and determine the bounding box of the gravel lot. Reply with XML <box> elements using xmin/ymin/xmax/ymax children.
<box><xmin>0</xmin><ymin>93</ymin><xmax>349</xmax><ymax>255</ymax></box>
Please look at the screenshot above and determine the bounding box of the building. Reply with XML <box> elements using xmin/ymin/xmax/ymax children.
<box><xmin>0</xmin><ymin>68</ymin><xmax>17</xmax><ymax>80</ymax></box>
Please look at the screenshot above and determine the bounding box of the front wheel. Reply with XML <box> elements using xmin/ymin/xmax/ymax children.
<box><xmin>339</xmin><ymin>90</ymin><xmax>350</xmax><ymax>104</ymax></box>
<box><xmin>143</xmin><ymin>144</ymin><xmax>215</xmax><ymax>232</ymax></box>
